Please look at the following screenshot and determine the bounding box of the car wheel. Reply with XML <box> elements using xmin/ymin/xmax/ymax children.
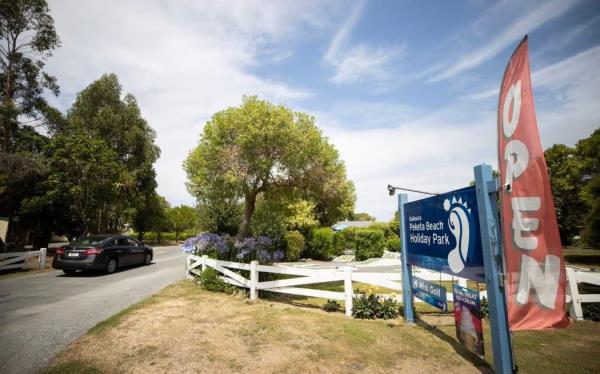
<box><xmin>143</xmin><ymin>253</ymin><xmax>152</xmax><ymax>265</ymax></box>
<box><xmin>106</xmin><ymin>258</ymin><xmax>118</xmax><ymax>274</ymax></box>
<box><xmin>63</xmin><ymin>269</ymin><xmax>77</xmax><ymax>275</ymax></box>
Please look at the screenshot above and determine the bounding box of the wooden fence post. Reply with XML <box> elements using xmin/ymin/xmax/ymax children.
<box><xmin>186</xmin><ymin>256</ymin><xmax>193</xmax><ymax>279</ymax></box>
<box><xmin>344</xmin><ymin>265</ymin><xmax>353</xmax><ymax>316</ymax></box>
<box><xmin>202</xmin><ymin>255</ymin><xmax>208</xmax><ymax>272</ymax></box>
<box><xmin>250</xmin><ymin>260</ymin><xmax>258</xmax><ymax>301</ymax></box>
<box><xmin>566</xmin><ymin>267</ymin><xmax>583</xmax><ymax>321</ymax></box>
<box><xmin>39</xmin><ymin>248</ymin><xmax>47</xmax><ymax>271</ymax></box>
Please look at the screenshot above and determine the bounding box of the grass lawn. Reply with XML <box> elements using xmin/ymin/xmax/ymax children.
<box><xmin>44</xmin><ymin>280</ymin><xmax>600</xmax><ymax>374</ymax></box>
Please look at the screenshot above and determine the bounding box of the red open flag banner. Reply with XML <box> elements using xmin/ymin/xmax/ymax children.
<box><xmin>497</xmin><ymin>36</ymin><xmax>569</xmax><ymax>330</ymax></box>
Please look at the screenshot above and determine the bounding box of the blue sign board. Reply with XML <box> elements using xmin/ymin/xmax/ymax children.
<box><xmin>404</xmin><ymin>186</ymin><xmax>485</xmax><ymax>281</ymax></box>
<box><xmin>412</xmin><ymin>276</ymin><xmax>448</xmax><ymax>311</ymax></box>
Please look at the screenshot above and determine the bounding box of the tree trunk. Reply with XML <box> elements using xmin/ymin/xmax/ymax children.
<box><xmin>237</xmin><ymin>191</ymin><xmax>257</xmax><ymax>239</ymax></box>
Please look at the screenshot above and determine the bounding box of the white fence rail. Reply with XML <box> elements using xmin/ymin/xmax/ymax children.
<box><xmin>566</xmin><ymin>266</ymin><xmax>600</xmax><ymax>321</ymax></box>
<box><xmin>187</xmin><ymin>255</ymin><xmax>477</xmax><ymax>316</ymax></box>
<box><xmin>0</xmin><ymin>248</ymin><xmax>47</xmax><ymax>271</ymax></box>
<box><xmin>187</xmin><ymin>255</ymin><xmax>600</xmax><ymax>320</ymax></box>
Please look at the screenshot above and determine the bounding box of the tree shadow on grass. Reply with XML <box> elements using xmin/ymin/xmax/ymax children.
<box><xmin>415</xmin><ymin>317</ymin><xmax>493</xmax><ymax>374</ymax></box>
<box><xmin>261</xmin><ymin>292</ymin><xmax>328</xmax><ymax>312</ymax></box>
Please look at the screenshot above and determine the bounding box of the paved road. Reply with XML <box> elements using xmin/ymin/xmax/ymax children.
<box><xmin>0</xmin><ymin>245</ymin><xmax>187</xmax><ymax>374</ymax></box>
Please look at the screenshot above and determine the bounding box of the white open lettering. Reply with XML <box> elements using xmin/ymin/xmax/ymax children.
<box><xmin>516</xmin><ymin>255</ymin><xmax>560</xmax><ymax>308</ymax></box>
<box><xmin>511</xmin><ymin>197</ymin><xmax>541</xmax><ymax>250</ymax></box>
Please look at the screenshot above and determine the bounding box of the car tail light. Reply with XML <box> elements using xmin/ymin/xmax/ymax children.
<box><xmin>56</xmin><ymin>247</ymin><xmax>65</xmax><ymax>255</ymax></box>
<box><xmin>84</xmin><ymin>248</ymin><xmax>103</xmax><ymax>255</ymax></box>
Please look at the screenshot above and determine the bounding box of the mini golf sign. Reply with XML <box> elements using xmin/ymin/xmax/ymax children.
<box><xmin>403</xmin><ymin>186</ymin><xmax>485</xmax><ymax>282</ymax></box>
<box><xmin>412</xmin><ymin>276</ymin><xmax>448</xmax><ymax>312</ymax></box>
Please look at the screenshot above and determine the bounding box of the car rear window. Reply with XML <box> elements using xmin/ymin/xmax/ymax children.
<box><xmin>72</xmin><ymin>236</ymin><xmax>109</xmax><ymax>245</ymax></box>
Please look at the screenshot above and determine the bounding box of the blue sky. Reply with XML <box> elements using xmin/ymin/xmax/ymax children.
<box><xmin>45</xmin><ymin>0</ymin><xmax>600</xmax><ymax>221</ymax></box>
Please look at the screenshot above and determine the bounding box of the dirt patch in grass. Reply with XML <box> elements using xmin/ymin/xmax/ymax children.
<box><xmin>48</xmin><ymin>281</ymin><xmax>486</xmax><ymax>374</ymax></box>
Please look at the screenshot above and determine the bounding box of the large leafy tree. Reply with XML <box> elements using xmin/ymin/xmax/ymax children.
<box><xmin>59</xmin><ymin>74</ymin><xmax>160</xmax><ymax>232</ymax></box>
<box><xmin>545</xmin><ymin>144</ymin><xmax>587</xmax><ymax>245</ymax></box>
<box><xmin>166</xmin><ymin>204</ymin><xmax>198</xmax><ymax>242</ymax></box>
<box><xmin>185</xmin><ymin>96</ymin><xmax>355</xmax><ymax>239</ymax></box>
<box><xmin>0</xmin><ymin>0</ymin><xmax>60</xmax><ymax>152</ymax></box>
<box><xmin>545</xmin><ymin>127</ymin><xmax>600</xmax><ymax>246</ymax></box>
<box><xmin>576</xmin><ymin>128</ymin><xmax>600</xmax><ymax>246</ymax></box>
<box><xmin>45</xmin><ymin>132</ymin><xmax>121</xmax><ymax>236</ymax></box>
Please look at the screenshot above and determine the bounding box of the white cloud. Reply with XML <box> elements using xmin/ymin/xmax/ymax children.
<box><xmin>429</xmin><ymin>0</ymin><xmax>579</xmax><ymax>82</ymax></box>
<box><xmin>462</xmin><ymin>44</ymin><xmax>600</xmax><ymax>147</ymax></box>
<box><xmin>45</xmin><ymin>0</ymin><xmax>340</xmax><ymax>206</ymax></box>
<box><xmin>323</xmin><ymin>0</ymin><xmax>401</xmax><ymax>85</ymax></box>
<box><xmin>533</xmin><ymin>45</ymin><xmax>600</xmax><ymax>146</ymax></box>
<box><xmin>316</xmin><ymin>105</ymin><xmax>496</xmax><ymax>220</ymax></box>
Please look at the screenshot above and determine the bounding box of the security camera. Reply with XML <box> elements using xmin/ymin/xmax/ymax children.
<box><xmin>387</xmin><ymin>184</ymin><xmax>396</xmax><ymax>196</ymax></box>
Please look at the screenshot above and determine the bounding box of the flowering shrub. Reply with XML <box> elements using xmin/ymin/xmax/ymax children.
<box><xmin>181</xmin><ymin>232</ymin><xmax>282</xmax><ymax>264</ymax></box>
<box><xmin>352</xmin><ymin>288</ymin><xmax>401</xmax><ymax>319</ymax></box>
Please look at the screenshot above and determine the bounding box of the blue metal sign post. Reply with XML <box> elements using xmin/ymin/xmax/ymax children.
<box><xmin>398</xmin><ymin>193</ymin><xmax>415</xmax><ymax>324</ymax></box>
<box><xmin>473</xmin><ymin>164</ymin><xmax>515</xmax><ymax>373</ymax></box>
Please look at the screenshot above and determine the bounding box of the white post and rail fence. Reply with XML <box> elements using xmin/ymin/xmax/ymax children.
<box><xmin>186</xmin><ymin>254</ymin><xmax>600</xmax><ymax>320</ymax></box>
<box><xmin>0</xmin><ymin>248</ymin><xmax>47</xmax><ymax>271</ymax></box>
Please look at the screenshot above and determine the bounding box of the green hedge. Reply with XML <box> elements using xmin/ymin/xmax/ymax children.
<box><xmin>354</xmin><ymin>229</ymin><xmax>385</xmax><ymax>261</ymax></box>
<box><xmin>305</xmin><ymin>227</ymin><xmax>334</xmax><ymax>260</ymax></box>
<box><xmin>285</xmin><ymin>231</ymin><xmax>304</xmax><ymax>261</ymax></box>
<box><xmin>385</xmin><ymin>236</ymin><xmax>400</xmax><ymax>252</ymax></box>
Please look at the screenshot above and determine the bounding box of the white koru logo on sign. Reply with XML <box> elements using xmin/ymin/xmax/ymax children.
<box><xmin>444</xmin><ymin>196</ymin><xmax>472</xmax><ymax>274</ymax></box>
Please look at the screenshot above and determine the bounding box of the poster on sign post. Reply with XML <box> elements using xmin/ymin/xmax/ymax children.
<box><xmin>497</xmin><ymin>36</ymin><xmax>569</xmax><ymax>330</ymax></box>
<box><xmin>412</xmin><ymin>276</ymin><xmax>448</xmax><ymax>311</ymax></box>
<box><xmin>453</xmin><ymin>285</ymin><xmax>485</xmax><ymax>358</ymax></box>
<box><xmin>404</xmin><ymin>186</ymin><xmax>485</xmax><ymax>282</ymax></box>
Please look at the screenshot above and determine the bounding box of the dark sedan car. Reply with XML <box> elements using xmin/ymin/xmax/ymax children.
<box><xmin>52</xmin><ymin>235</ymin><xmax>153</xmax><ymax>275</ymax></box>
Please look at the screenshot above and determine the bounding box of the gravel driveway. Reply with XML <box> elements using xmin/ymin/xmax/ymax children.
<box><xmin>0</xmin><ymin>245</ymin><xmax>187</xmax><ymax>374</ymax></box>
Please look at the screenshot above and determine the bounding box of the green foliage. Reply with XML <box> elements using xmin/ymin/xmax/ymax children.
<box><xmin>132</xmin><ymin>193</ymin><xmax>170</xmax><ymax>241</ymax></box>
<box><xmin>36</xmin><ymin>74</ymin><xmax>161</xmax><ymax>237</ymax></box>
<box><xmin>368</xmin><ymin>222</ymin><xmax>394</xmax><ymax>239</ymax></box>
<box><xmin>45</xmin><ymin>133</ymin><xmax>122</xmax><ymax>236</ymax></box>
<box><xmin>583</xmin><ymin>302</ymin><xmax>600</xmax><ymax>321</ymax></box>
<box><xmin>480</xmin><ymin>296</ymin><xmax>489</xmax><ymax>318</ymax></box>
<box><xmin>323</xmin><ymin>299</ymin><xmax>341</xmax><ymax>312</ymax></box>
<box><xmin>184</xmin><ymin>96</ymin><xmax>355</xmax><ymax>239</ymax></box>
<box><xmin>352</xmin><ymin>291</ymin><xmax>400</xmax><ymax>319</ymax></box>
<box><xmin>305</xmin><ymin>227</ymin><xmax>334</xmax><ymax>260</ymax></box>
<box><xmin>350</xmin><ymin>212</ymin><xmax>376</xmax><ymax>221</ymax></box>
<box><xmin>385</xmin><ymin>236</ymin><xmax>401</xmax><ymax>252</ymax></box>
<box><xmin>166</xmin><ymin>205</ymin><xmax>198</xmax><ymax>241</ymax></box>
<box><xmin>284</xmin><ymin>199</ymin><xmax>319</xmax><ymax>232</ymax></box>
<box><xmin>284</xmin><ymin>230</ymin><xmax>304</xmax><ymax>261</ymax></box>
<box><xmin>544</xmin><ymin>128</ymin><xmax>600</xmax><ymax>246</ymax></box>
<box><xmin>250</xmin><ymin>195</ymin><xmax>287</xmax><ymax>248</ymax></box>
<box><xmin>577</xmin><ymin>128</ymin><xmax>600</xmax><ymax>246</ymax></box>
<box><xmin>354</xmin><ymin>229</ymin><xmax>385</xmax><ymax>261</ymax></box>
<box><xmin>545</xmin><ymin>144</ymin><xmax>587</xmax><ymax>245</ymax></box>
<box><xmin>389</xmin><ymin>211</ymin><xmax>399</xmax><ymax>237</ymax></box>
<box><xmin>195</xmin><ymin>268</ymin><xmax>234</xmax><ymax>293</ymax></box>
<box><xmin>0</xmin><ymin>0</ymin><xmax>61</xmax><ymax>152</ymax></box>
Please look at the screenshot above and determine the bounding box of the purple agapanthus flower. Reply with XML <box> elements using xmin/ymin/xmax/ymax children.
<box><xmin>257</xmin><ymin>249</ymin><xmax>272</xmax><ymax>263</ymax></box>
<box><xmin>257</xmin><ymin>236</ymin><xmax>272</xmax><ymax>247</ymax></box>
<box><xmin>272</xmin><ymin>250</ymin><xmax>284</xmax><ymax>262</ymax></box>
<box><xmin>195</xmin><ymin>232</ymin><xmax>228</xmax><ymax>255</ymax></box>
<box><xmin>236</xmin><ymin>248</ymin><xmax>250</xmax><ymax>260</ymax></box>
